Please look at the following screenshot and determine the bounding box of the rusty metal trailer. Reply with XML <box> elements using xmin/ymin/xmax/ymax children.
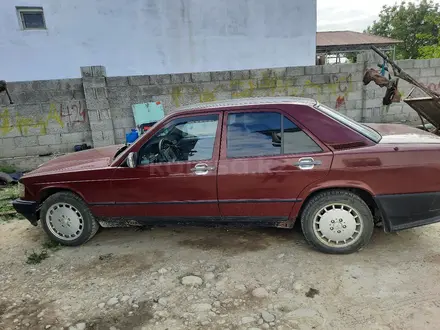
<box><xmin>371</xmin><ymin>45</ymin><xmax>440</xmax><ymax>133</ymax></box>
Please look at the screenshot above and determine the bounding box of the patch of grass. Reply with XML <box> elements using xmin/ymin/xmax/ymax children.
<box><xmin>0</xmin><ymin>199</ymin><xmax>13</xmax><ymax>214</ymax></box>
<box><xmin>0</xmin><ymin>213</ymin><xmax>23</xmax><ymax>222</ymax></box>
<box><xmin>0</xmin><ymin>165</ymin><xmax>16</xmax><ymax>174</ymax></box>
<box><xmin>42</xmin><ymin>240</ymin><xmax>63</xmax><ymax>251</ymax></box>
<box><xmin>26</xmin><ymin>250</ymin><xmax>49</xmax><ymax>265</ymax></box>
<box><xmin>0</xmin><ymin>186</ymin><xmax>20</xmax><ymax>222</ymax></box>
<box><xmin>0</xmin><ymin>185</ymin><xmax>19</xmax><ymax>201</ymax></box>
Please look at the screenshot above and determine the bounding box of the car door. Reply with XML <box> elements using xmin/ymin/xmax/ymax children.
<box><xmin>108</xmin><ymin>112</ymin><xmax>222</xmax><ymax>222</ymax></box>
<box><xmin>217</xmin><ymin>108</ymin><xmax>333</xmax><ymax>225</ymax></box>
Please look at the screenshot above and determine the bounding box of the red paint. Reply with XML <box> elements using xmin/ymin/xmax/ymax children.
<box><xmin>335</xmin><ymin>95</ymin><xmax>346</xmax><ymax>109</ymax></box>
<box><xmin>20</xmin><ymin>98</ymin><xmax>440</xmax><ymax>224</ymax></box>
<box><xmin>59</xmin><ymin>102</ymin><xmax>87</xmax><ymax>124</ymax></box>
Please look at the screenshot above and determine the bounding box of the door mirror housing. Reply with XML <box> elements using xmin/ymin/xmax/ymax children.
<box><xmin>126</xmin><ymin>152</ymin><xmax>138</xmax><ymax>168</ymax></box>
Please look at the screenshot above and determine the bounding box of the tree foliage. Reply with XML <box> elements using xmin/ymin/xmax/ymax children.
<box><xmin>366</xmin><ymin>0</ymin><xmax>440</xmax><ymax>59</ymax></box>
<box><xmin>417</xmin><ymin>13</ymin><xmax>440</xmax><ymax>58</ymax></box>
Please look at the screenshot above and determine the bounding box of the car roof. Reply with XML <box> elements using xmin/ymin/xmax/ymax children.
<box><xmin>174</xmin><ymin>97</ymin><xmax>317</xmax><ymax>114</ymax></box>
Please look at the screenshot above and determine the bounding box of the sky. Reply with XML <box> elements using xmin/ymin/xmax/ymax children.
<box><xmin>317</xmin><ymin>0</ymin><xmax>440</xmax><ymax>32</ymax></box>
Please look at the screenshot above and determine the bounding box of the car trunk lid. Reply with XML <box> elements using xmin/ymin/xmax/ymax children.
<box><xmin>364</xmin><ymin>123</ymin><xmax>440</xmax><ymax>144</ymax></box>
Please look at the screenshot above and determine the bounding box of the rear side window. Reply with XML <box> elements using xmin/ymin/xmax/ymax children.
<box><xmin>283</xmin><ymin>116</ymin><xmax>322</xmax><ymax>154</ymax></box>
<box><xmin>226</xmin><ymin>112</ymin><xmax>322</xmax><ymax>158</ymax></box>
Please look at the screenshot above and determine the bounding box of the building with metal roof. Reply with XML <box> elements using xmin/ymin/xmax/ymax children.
<box><xmin>316</xmin><ymin>31</ymin><xmax>401</xmax><ymax>63</ymax></box>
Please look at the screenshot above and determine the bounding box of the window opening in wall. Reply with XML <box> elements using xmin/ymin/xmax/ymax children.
<box><xmin>17</xmin><ymin>7</ymin><xmax>46</xmax><ymax>30</ymax></box>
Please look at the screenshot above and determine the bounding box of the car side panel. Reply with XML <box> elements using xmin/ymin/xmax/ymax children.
<box><xmin>290</xmin><ymin>144</ymin><xmax>440</xmax><ymax>231</ymax></box>
<box><xmin>217</xmin><ymin>154</ymin><xmax>333</xmax><ymax>218</ymax></box>
<box><xmin>26</xmin><ymin>167</ymin><xmax>115</xmax><ymax>216</ymax></box>
<box><xmin>217</xmin><ymin>106</ymin><xmax>334</xmax><ymax>224</ymax></box>
<box><xmin>102</xmin><ymin>111</ymin><xmax>223</xmax><ymax>221</ymax></box>
<box><xmin>27</xmin><ymin>168</ymin><xmax>115</xmax><ymax>215</ymax></box>
<box><xmin>98</xmin><ymin>161</ymin><xmax>220</xmax><ymax>218</ymax></box>
<box><xmin>330</xmin><ymin>145</ymin><xmax>440</xmax><ymax>195</ymax></box>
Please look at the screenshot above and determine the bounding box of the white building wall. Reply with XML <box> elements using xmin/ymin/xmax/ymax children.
<box><xmin>0</xmin><ymin>0</ymin><xmax>317</xmax><ymax>81</ymax></box>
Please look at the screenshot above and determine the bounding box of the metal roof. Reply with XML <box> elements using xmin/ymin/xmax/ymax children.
<box><xmin>317</xmin><ymin>31</ymin><xmax>401</xmax><ymax>54</ymax></box>
<box><xmin>175</xmin><ymin>97</ymin><xmax>317</xmax><ymax>112</ymax></box>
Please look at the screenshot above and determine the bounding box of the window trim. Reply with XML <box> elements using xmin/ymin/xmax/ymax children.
<box><xmin>314</xmin><ymin>103</ymin><xmax>382</xmax><ymax>143</ymax></box>
<box><xmin>16</xmin><ymin>7</ymin><xmax>46</xmax><ymax>30</ymax></box>
<box><xmin>281</xmin><ymin>113</ymin><xmax>284</xmax><ymax>154</ymax></box>
<box><xmin>224</xmin><ymin>110</ymin><xmax>323</xmax><ymax>160</ymax></box>
<box><xmin>137</xmin><ymin>113</ymin><xmax>220</xmax><ymax>166</ymax></box>
<box><xmin>282</xmin><ymin>115</ymin><xmax>323</xmax><ymax>155</ymax></box>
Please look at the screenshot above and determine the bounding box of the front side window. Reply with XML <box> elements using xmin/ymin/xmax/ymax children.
<box><xmin>138</xmin><ymin>114</ymin><xmax>218</xmax><ymax>165</ymax></box>
<box><xmin>227</xmin><ymin>112</ymin><xmax>322</xmax><ymax>158</ymax></box>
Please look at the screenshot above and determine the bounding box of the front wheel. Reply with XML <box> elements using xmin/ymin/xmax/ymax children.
<box><xmin>40</xmin><ymin>191</ymin><xmax>99</xmax><ymax>246</ymax></box>
<box><xmin>301</xmin><ymin>190</ymin><xmax>374</xmax><ymax>254</ymax></box>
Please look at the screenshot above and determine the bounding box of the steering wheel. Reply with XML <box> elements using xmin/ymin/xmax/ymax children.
<box><xmin>158</xmin><ymin>138</ymin><xmax>179</xmax><ymax>162</ymax></box>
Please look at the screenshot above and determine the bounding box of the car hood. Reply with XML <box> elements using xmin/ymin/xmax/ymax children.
<box><xmin>26</xmin><ymin>144</ymin><xmax>124</xmax><ymax>176</ymax></box>
<box><xmin>365</xmin><ymin>123</ymin><xmax>440</xmax><ymax>144</ymax></box>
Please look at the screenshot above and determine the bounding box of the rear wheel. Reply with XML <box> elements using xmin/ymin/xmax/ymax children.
<box><xmin>40</xmin><ymin>192</ymin><xmax>99</xmax><ymax>246</ymax></box>
<box><xmin>301</xmin><ymin>190</ymin><xmax>374</xmax><ymax>254</ymax></box>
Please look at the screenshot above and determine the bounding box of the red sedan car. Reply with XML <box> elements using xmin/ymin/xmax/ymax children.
<box><xmin>13</xmin><ymin>97</ymin><xmax>440</xmax><ymax>254</ymax></box>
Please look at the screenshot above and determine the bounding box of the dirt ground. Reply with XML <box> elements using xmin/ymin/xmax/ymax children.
<box><xmin>1</xmin><ymin>220</ymin><xmax>440</xmax><ymax>330</ymax></box>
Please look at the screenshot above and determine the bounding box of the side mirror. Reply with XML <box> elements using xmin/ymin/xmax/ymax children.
<box><xmin>126</xmin><ymin>152</ymin><xmax>138</xmax><ymax>168</ymax></box>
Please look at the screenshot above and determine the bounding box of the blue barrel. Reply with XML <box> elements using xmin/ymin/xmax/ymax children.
<box><xmin>126</xmin><ymin>129</ymin><xmax>139</xmax><ymax>144</ymax></box>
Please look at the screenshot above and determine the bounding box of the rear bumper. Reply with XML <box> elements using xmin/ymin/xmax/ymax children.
<box><xmin>375</xmin><ymin>192</ymin><xmax>440</xmax><ymax>232</ymax></box>
<box><xmin>12</xmin><ymin>199</ymin><xmax>38</xmax><ymax>226</ymax></box>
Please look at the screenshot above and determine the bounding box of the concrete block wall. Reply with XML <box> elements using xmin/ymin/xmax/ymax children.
<box><xmin>0</xmin><ymin>78</ymin><xmax>91</xmax><ymax>160</ymax></box>
<box><xmin>81</xmin><ymin>66</ymin><xmax>116</xmax><ymax>148</ymax></box>
<box><xmin>108</xmin><ymin>64</ymin><xmax>366</xmax><ymax>132</ymax></box>
<box><xmin>1</xmin><ymin>53</ymin><xmax>440</xmax><ymax>169</ymax></box>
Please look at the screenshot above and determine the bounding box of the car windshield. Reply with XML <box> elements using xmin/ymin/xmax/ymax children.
<box><xmin>111</xmin><ymin>119</ymin><xmax>165</xmax><ymax>165</ymax></box>
<box><xmin>315</xmin><ymin>103</ymin><xmax>382</xmax><ymax>143</ymax></box>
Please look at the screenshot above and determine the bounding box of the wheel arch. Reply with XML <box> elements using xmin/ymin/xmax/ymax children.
<box><xmin>293</xmin><ymin>183</ymin><xmax>379</xmax><ymax>223</ymax></box>
<box><xmin>36</xmin><ymin>186</ymin><xmax>86</xmax><ymax>220</ymax></box>
<box><xmin>38</xmin><ymin>186</ymin><xmax>86</xmax><ymax>204</ymax></box>
<box><xmin>38</xmin><ymin>187</ymin><xmax>100</xmax><ymax>246</ymax></box>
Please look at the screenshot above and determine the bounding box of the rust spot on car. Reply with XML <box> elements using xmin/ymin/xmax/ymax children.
<box><xmin>275</xmin><ymin>219</ymin><xmax>294</xmax><ymax>229</ymax></box>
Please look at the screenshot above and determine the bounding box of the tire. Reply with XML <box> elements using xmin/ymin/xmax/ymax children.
<box><xmin>0</xmin><ymin>172</ymin><xmax>12</xmax><ymax>185</ymax></box>
<box><xmin>300</xmin><ymin>190</ymin><xmax>374</xmax><ymax>254</ymax></box>
<box><xmin>40</xmin><ymin>191</ymin><xmax>99</xmax><ymax>246</ymax></box>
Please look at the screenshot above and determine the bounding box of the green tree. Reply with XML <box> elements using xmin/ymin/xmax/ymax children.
<box><xmin>366</xmin><ymin>0</ymin><xmax>440</xmax><ymax>59</ymax></box>
<box><xmin>417</xmin><ymin>13</ymin><xmax>440</xmax><ymax>58</ymax></box>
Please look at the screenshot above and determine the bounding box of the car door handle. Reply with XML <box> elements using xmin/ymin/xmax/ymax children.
<box><xmin>190</xmin><ymin>163</ymin><xmax>216</xmax><ymax>175</ymax></box>
<box><xmin>293</xmin><ymin>157</ymin><xmax>322</xmax><ymax>170</ymax></box>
